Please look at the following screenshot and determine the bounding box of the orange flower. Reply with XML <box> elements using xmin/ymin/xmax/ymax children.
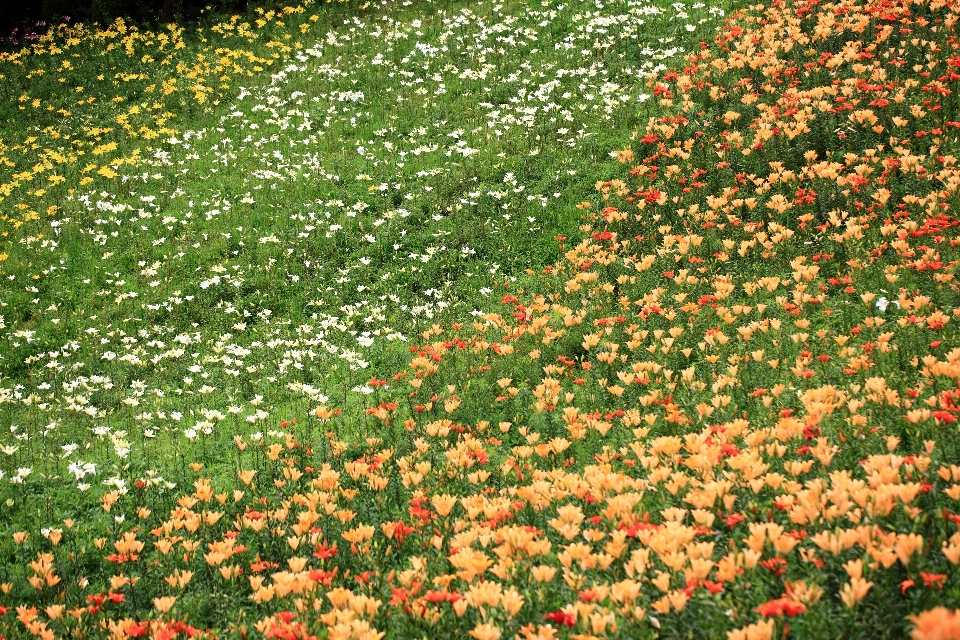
<box><xmin>839</xmin><ymin>578</ymin><xmax>873</xmax><ymax>608</ymax></box>
<box><xmin>911</xmin><ymin>608</ymin><xmax>960</xmax><ymax>640</ymax></box>
<box><xmin>727</xmin><ymin>619</ymin><xmax>775</xmax><ymax>640</ymax></box>
<box><xmin>431</xmin><ymin>494</ymin><xmax>458</xmax><ymax>517</ymax></box>
<box><xmin>16</xmin><ymin>605</ymin><xmax>39</xmax><ymax>626</ymax></box>
<box><xmin>153</xmin><ymin>596</ymin><xmax>177</xmax><ymax>613</ymax></box>
<box><xmin>468</xmin><ymin>622</ymin><xmax>502</xmax><ymax>640</ymax></box>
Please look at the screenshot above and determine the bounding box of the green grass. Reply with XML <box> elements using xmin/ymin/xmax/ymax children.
<box><xmin>0</xmin><ymin>0</ymin><xmax>729</xmax><ymax>529</ymax></box>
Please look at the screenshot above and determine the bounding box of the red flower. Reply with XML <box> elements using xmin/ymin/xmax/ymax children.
<box><xmin>760</xmin><ymin>557</ymin><xmax>787</xmax><ymax>577</ymax></box>
<box><xmin>755</xmin><ymin>597</ymin><xmax>806</xmax><ymax>617</ymax></box>
<box><xmin>424</xmin><ymin>590</ymin><xmax>457</xmax><ymax>604</ymax></box>
<box><xmin>312</xmin><ymin>542</ymin><xmax>337</xmax><ymax>560</ymax></box>
<box><xmin>389</xmin><ymin>586</ymin><xmax>412</xmax><ymax>607</ymax></box>
<box><xmin>168</xmin><ymin>621</ymin><xmax>200</xmax><ymax>637</ymax></box>
<box><xmin>921</xmin><ymin>572</ymin><xmax>947</xmax><ymax>589</ymax></box>
<box><xmin>724</xmin><ymin>513</ymin><xmax>745</xmax><ymax>527</ymax></box>
<box><xmin>720</xmin><ymin>444</ymin><xmax>740</xmax><ymax>458</ymax></box>
<box><xmin>701</xmin><ymin>580</ymin><xmax>725</xmax><ymax>595</ymax></box>
<box><xmin>391</xmin><ymin>522</ymin><xmax>416</xmax><ymax>543</ymax></box>
<box><xmin>307</xmin><ymin>570</ymin><xmax>336</xmax><ymax>586</ymax></box>
<box><xmin>544</xmin><ymin>611</ymin><xmax>576</xmax><ymax>627</ymax></box>
<box><xmin>352</xmin><ymin>571</ymin><xmax>372</xmax><ymax>585</ymax></box>
<box><xmin>620</xmin><ymin>519</ymin><xmax>659</xmax><ymax>537</ymax></box>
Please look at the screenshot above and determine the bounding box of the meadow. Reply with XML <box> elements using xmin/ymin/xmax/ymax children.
<box><xmin>1</xmin><ymin>0</ymin><xmax>959</xmax><ymax>636</ymax></box>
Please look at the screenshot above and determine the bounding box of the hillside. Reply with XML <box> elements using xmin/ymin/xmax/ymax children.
<box><xmin>1</xmin><ymin>0</ymin><xmax>960</xmax><ymax>637</ymax></box>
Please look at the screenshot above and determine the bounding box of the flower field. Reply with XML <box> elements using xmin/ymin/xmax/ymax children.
<box><xmin>2</xmin><ymin>0</ymin><xmax>960</xmax><ymax>636</ymax></box>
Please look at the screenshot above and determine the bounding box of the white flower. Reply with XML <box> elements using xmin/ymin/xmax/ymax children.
<box><xmin>876</xmin><ymin>297</ymin><xmax>889</xmax><ymax>312</ymax></box>
<box><xmin>104</xmin><ymin>476</ymin><xmax>127</xmax><ymax>493</ymax></box>
<box><xmin>246</xmin><ymin>409</ymin><xmax>269</xmax><ymax>423</ymax></box>
<box><xmin>68</xmin><ymin>462</ymin><xmax>97</xmax><ymax>480</ymax></box>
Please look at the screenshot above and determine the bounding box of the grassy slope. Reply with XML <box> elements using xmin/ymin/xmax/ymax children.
<box><xmin>0</xmin><ymin>0</ymin><xmax>960</xmax><ymax>637</ymax></box>
<box><xmin>0</xmin><ymin>0</ymin><xmax>722</xmax><ymax>482</ymax></box>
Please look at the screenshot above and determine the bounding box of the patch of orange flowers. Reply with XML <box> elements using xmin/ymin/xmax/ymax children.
<box><xmin>2</xmin><ymin>0</ymin><xmax>960</xmax><ymax>636</ymax></box>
